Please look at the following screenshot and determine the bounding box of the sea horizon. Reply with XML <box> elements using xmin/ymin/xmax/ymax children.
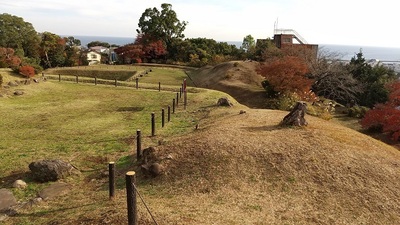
<box><xmin>66</xmin><ymin>35</ymin><xmax>400</xmax><ymax>62</ymax></box>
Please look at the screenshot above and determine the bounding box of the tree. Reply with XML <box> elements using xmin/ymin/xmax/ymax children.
<box><xmin>114</xmin><ymin>43</ymin><xmax>144</xmax><ymax>64</ymax></box>
<box><xmin>241</xmin><ymin>35</ymin><xmax>255</xmax><ymax>52</ymax></box>
<box><xmin>241</xmin><ymin>34</ymin><xmax>256</xmax><ymax>59</ymax></box>
<box><xmin>309</xmin><ymin>50</ymin><xmax>363</xmax><ymax>104</ymax></box>
<box><xmin>135</xmin><ymin>34</ymin><xmax>167</xmax><ymax>62</ymax></box>
<box><xmin>87</xmin><ymin>41</ymin><xmax>110</xmax><ymax>48</ymax></box>
<box><xmin>254</xmin><ymin>38</ymin><xmax>275</xmax><ymax>61</ymax></box>
<box><xmin>19</xmin><ymin>65</ymin><xmax>35</xmax><ymax>78</ymax></box>
<box><xmin>64</xmin><ymin>36</ymin><xmax>81</xmax><ymax>66</ymax></box>
<box><xmin>137</xmin><ymin>3</ymin><xmax>187</xmax><ymax>51</ymax></box>
<box><xmin>0</xmin><ymin>13</ymin><xmax>40</xmax><ymax>60</ymax></box>
<box><xmin>361</xmin><ymin>81</ymin><xmax>400</xmax><ymax>141</ymax></box>
<box><xmin>257</xmin><ymin>56</ymin><xmax>313</xmax><ymax>97</ymax></box>
<box><xmin>348</xmin><ymin>50</ymin><xmax>398</xmax><ymax>107</ymax></box>
<box><xmin>0</xmin><ymin>47</ymin><xmax>21</xmax><ymax>69</ymax></box>
<box><xmin>65</xmin><ymin>36</ymin><xmax>81</xmax><ymax>47</ymax></box>
<box><xmin>114</xmin><ymin>33</ymin><xmax>167</xmax><ymax>64</ymax></box>
<box><xmin>39</xmin><ymin>32</ymin><xmax>66</xmax><ymax>68</ymax></box>
<box><xmin>348</xmin><ymin>50</ymin><xmax>372</xmax><ymax>81</ymax></box>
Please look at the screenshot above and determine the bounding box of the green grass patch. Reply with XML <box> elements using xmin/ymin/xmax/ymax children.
<box><xmin>138</xmin><ymin>67</ymin><xmax>194</xmax><ymax>86</ymax></box>
<box><xmin>0</xmin><ymin>68</ymin><xmax>25</xmax><ymax>83</ymax></box>
<box><xmin>45</xmin><ymin>68</ymin><xmax>137</xmax><ymax>81</ymax></box>
<box><xmin>0</xmin><ymin>80</ymin><xmax>226</xmax><ymax>178</ymax></box>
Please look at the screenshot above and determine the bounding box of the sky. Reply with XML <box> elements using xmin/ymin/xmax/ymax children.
<box><xmin>1</xmin><ymin>0</ymin><xmax>400</xmax><ymax>48</ymax></box>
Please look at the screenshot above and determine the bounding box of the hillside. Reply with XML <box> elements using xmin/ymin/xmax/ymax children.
<box><xmin>142</xmin><ymin>108</ymin><xmax>400</xmax><ymax>224</ymax></box>
<box><xmin>190</xmin><ymin>61</ymin><xmax>268</xmax><ymax>108</ymax></box>
<box><xmin>1</xmin><ymin>65</ymin><xmax>399</xmax><ymax>224</ymax></box>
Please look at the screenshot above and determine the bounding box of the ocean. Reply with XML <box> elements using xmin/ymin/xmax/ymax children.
<box><xmin>70</xmin><ymin>35</ymin><xmax>400</xmax><ymax>62</ymax></box>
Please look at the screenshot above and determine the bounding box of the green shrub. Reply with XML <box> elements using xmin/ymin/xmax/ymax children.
<box><xmin>272</xmin><ymin>93</ymin><xmax>302</xmax><ymax>111</ymax></box>
<box><xmin>347</xmin><ymin>106</ymin><xmax>369</xmax><ymax>118</ymax></box>
<box><xmin>307</xmin><ymin>104</ymin><xmax>333</xmax><ymax>120</ymax></box>
<box><xmin>261</xmin><ymin>80</ymin><xmax>278</xmax><ymax>98</ymax></box>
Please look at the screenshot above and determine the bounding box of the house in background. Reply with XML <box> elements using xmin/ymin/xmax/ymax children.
<box><xmin>87</xmin><ymin>51</ymin><xmax>101</xmax><ymax>65</ymax></box>
<box><xmin>89</xmin><ymin>46</ymin><xmax>109</xmax><ymax>53</ymax></box>
<box><xmin>273</xmin><ymin>28</ymin><xmax>319</xmax><ymax>56</ymax></box>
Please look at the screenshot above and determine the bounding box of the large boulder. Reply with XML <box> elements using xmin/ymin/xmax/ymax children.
<box><xmin>29</xmin><ymin>159</ymin><xmax>79</xmax><ymax>182</ymax></box>
<box><xmin>280</xmin><ymin>102</ymin><xmax>308</xmax><ymax>126</ymax></box>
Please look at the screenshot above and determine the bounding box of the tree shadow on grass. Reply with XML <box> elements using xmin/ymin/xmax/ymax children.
<box><xmin>0</xmin><ymin>171</ymin><xmax>32</xmax><ymax>189</ymax></box>
<box><xmin>241</xmin><ymin>124</ymin><xmax>282</xmax><ymax>132</ymax></box>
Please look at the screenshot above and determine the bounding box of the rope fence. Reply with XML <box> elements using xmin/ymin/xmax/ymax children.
<box><xmin>104</xmin><ymin>78</ymin><xmax>188</xmax><ymax>224</ymax></box>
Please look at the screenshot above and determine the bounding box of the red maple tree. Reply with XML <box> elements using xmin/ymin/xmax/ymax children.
<box><xmin>114</xmin><ymin>34</ymin><xmax>167</xmax><ymax>63</ymax></box>
<box><xmin>361</xmin><ymin>81</ymin><xmax>400</xmax><ymax>140</ymax></box>
<box><xmin>19</xmin><ymin>65</ymin><xmax>35</xmax><ymax>78</ymax></box>
<box><xmin>257</xmin><ymin>55</ymin><xmax>313</xmax><ymax>98</ymax></box>
<box><xmin>0</xmin><ymin>47</ymin><xmax>21</xmax><ymax>68</ymax></box>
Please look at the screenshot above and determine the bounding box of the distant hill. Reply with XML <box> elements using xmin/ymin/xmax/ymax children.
<box><xmin>190</xmin><ymin>60</ymin><xmax>267</xmax><ymax>108</ymax></box>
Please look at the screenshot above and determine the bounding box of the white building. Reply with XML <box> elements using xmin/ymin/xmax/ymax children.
<box><xmin>87</xmin><ymin>51</ymin><xmax>101</xmax><ymax>65</ymax></box>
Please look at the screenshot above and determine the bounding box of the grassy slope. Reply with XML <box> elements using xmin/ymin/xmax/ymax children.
<box><xmin>151</xmin><ymin>109</ymin><xmax>400</xmax><ymax>224</ymax></box>
<box><xmin>1</xmin><ymin>65</ymin><xmax>400</xmax><ymax>224</ymax></box>
<box><xmin>190</xmin><ymin>61</ymin><xmax>267</xmax><ymax>108</ymax></box>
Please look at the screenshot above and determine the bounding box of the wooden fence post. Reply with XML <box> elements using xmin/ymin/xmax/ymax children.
<box><xmin>136</xmin><ymin>78</ymin><xmax>139</xmax><ymax>89</ymax></box>
<box><xmin>184</xmin><ymin>79</ymin><xmax>187</xmax><ymax>110</ymax></box>
<box><xmin>95</xmin><ymin>77</ymin><xmax>97</xmax><ymax>85</ymax></box>
<box><xmin>161</xmin><ymin>108</ymin><xmax>165</xmax><ymax>128</ymax></box>
<box><xmin>59</xmin><ymin>74</ymin><xmax>61</xmax><ymax>82</ymax></box>
<box><xmin>109</xmin><ymin>162</ymin><xmax>115</xmax><ymax>200</ymax></box>
<box><xmin>176</xmin><ymin>93</ymin><xmax>179</xmax><ymax>106</ymax></box>
<box><xmin>115</xmin><ymin>78</ymin><xmax>117</xmax><ymax>87</ymax></box>
<box><xmin>151</xmin><ymin>112</ymin><xmax>155</xmax><ymax>136</ymax></box>
<box><xmin>172</xmin><ymin>99</ymin><xmax>175</xmax><ymax>114</ymax></box>
<box><xmin>168</xmin><ymin>105</ymin><xmax>171</xmax><ymax>122</ymax></box>
<box><xmin>126</xmin><ymin>171</ymin><xmax>137</xmax><ymax>225</ymax></box>
<box><xmin>179</xmin><ymin>87</ymin><xmax>182</xmax><ymax>98</ymax></box>
<box><xmin>136</xmin><ymin>129</ymin><xmax>141</xmax><ymax>160</ymax></box>
<box><xmin>158</xmin><ymin>82</ymin><xmax>161</xmax><ymax>92</ymax></box>
<box><xmin>76</xmin><ymin>75</ymin><xmax>78</xmax><ymax>83</ymax></box>
<box><xmin>184</xmin><ymin>91</ymin><xmax>187</xmax><ymax>110</ymax></box>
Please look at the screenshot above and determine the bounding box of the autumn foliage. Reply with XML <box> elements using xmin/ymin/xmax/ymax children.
<box><xmin>114</xmin><ymin>34</ymin><xmax>167</xmax><ymax>63</ymax></box>
<box><xmin>361</xmin><ymin>81</ymin><xmax>400</xmax><ymax>141</ymax></box>
<box><xmin>257</xmin><ymin>55</ymin><xmax>314</xmax><ymax>99</ymax></box>
<box><xmin>0</xmin><ymin>47</ymin><xmax>21</xmax><ymax>68</ymax></box>
<box><xmin>19</xmin><ymin>65</ymin><xmax>35</xmax><ymax>78</ymax></box>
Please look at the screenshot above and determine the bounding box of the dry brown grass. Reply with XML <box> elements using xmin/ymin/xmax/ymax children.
<box><xmin>141</xmin><ymin>108</ymin><xmax>400</xmax><ymax>224</ymax></box>
<box><xmin>2</xmin><ymin>64</ymin><xmax>400</xmax><ymax>225</ymax></box>
<box><xmin>14</xmin><ymin>107</ymin><xmax>398</xmax><ymax>225</ymax></box>
<box><xmin>191</xmin><ymin>61</ymin><xmax>267</xmax><ymax>109</ymax></box>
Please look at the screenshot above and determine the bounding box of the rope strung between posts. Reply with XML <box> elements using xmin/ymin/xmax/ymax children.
<box><xmin>132</xmin><ymin>182</ymin><xmax>159</xmax><ymax>225</ymax></box>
